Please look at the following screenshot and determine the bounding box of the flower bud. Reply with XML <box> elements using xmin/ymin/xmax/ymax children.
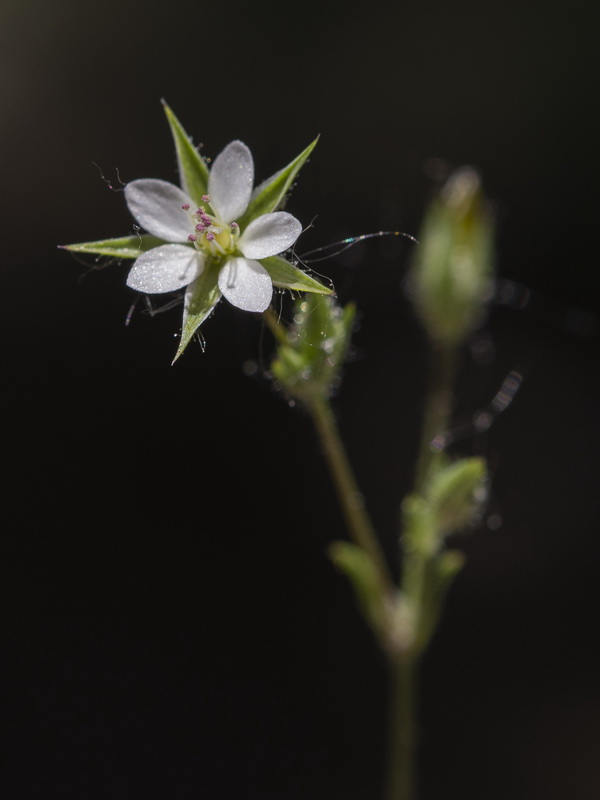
<box><xmin>410</xmin><ymin>167</ymin><xmax>494</xmax><ymax>346</ymax></box>
<box><xmin>271</xmin><ymin>295</ymin><xmax>355</xmax><ymax>403</ymax></box>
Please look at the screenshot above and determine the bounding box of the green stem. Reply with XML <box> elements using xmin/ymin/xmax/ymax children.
<box><xmin>413</xmin><ymin>342</ymin><xmax>458</xmax><ymax>493</ymax></box>
<box><xmin>307</xmin><ymin>394</ymin><xmax>393</xmax><ymax>593</ymax></box>
<box><xmin>384</xmin><ymin>340</ymin><xmax>459</xmax><ymax>800</ymax></box>
<box><xmin>264</xmin><ymin>305</ymin><xmax>390</xmax><ymax>588</ymax></box>
<box><xmin>385</xmin><ymin>655</ymin><xmax>418</xmax><ymax>800</ymax></box>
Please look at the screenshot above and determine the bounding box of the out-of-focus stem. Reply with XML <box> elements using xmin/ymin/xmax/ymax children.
<box><xmin>413</xmin><ymin>342</ymin><xmax>458</xmax><ymax>493</ymax></box>
<box><xmin>308</xmin><ymin>395</ymin><xmax>393</xmax><ymax>593</ymax></box>
<box><xmin>384</xmin><ymin>340</ymin><xmax>460</xmax><ymax>800</ymax></box>
<box><xmin>385</xmin><ymin>655</ymin><xmax>418</xmax><ymax>800</ymax></box>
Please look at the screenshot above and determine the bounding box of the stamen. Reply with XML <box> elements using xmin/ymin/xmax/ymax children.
<box><xmin>181</xmin><ymin>204</ymin><xmax>190</xmax><ymax>210</ymax></box>
<box><xmin>183</xmin><ymin>196</ymin><xmax>237</xmax><ymax>257</ymax></box>
<box><xmin>202</xmin><ymin>194</ymin><xmax>210</xmax><ymax>203</ymax></box>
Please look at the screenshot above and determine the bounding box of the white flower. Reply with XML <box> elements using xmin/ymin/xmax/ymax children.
<box><xmin>124</xmin><ymin>140</ymin><xmax>302</xmax><ymax>313</ymax></box>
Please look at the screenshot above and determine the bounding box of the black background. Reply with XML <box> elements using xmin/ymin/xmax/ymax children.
<box><xmin>1</xmin><ymin>1</ymin><xmax>599</xmax><ymax>798</ymax></box>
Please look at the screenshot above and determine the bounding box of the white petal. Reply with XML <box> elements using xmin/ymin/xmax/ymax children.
<box><xmin>218</xmin><ymin>257</ymin><xmax>272</xmax><ymax>312</ymax></box>
<box><xmin>125</xmin><ymin>179</ymin><xmax>192</xmax><ymax>242</ymax></box>
<box><xmin>208</xmin><ymin>141</ymin><xmax>254</xmax><ymax>222</ymax></box>
<box><xmin>238</xmin><ymin>212</ymin><xmax>302</xmax><ymax>259</ymax></box>
<box><xmin>126</xmin><ymin>245</ymin><xmax>204</xmax><ymax>294</ymax></box>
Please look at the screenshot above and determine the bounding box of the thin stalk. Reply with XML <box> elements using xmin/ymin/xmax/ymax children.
<box><xmin>264</xmin><ymin>308</ymin><xmax>460</xmax><ymax>800</ymax></box>
<box><xmin>384</xmin><ymin>340</ymin><xmax>460</xmax><ymax>800</ymax></box>
<box><xmin>307</xmin><ymin>394</ymin><xmax>393</xmax><ymax>592</ymax></box>
<box><xmin>263</xmin><ymin>307</ymin><xmax>391</xmax><ymax>588</ymax></box>
<box><xmin>413</xmin><ymin>342</ymin><xmax>458</xmax><ymax>493</ymax></box>
<box><xmin>385</xmin><ymin>655</ymin><xmax>418</xmax><ymax>800</ymax></box>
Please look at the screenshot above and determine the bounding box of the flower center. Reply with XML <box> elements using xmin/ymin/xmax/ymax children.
<box><xmin>182</xmin><ymin>195</ymin><xmax>240</xmax><ymax>259</ymax></box>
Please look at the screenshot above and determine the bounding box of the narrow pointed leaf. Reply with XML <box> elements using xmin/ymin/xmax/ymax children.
<box><xmin>61</xmin><ymin>234</ymin><xmax>164</xmax><ymax>259</ymax></box>
<box><xmin>415</xmin><ymin>549</ymin><xmax>466</xmax><ymax>654</ymax></box>
<box><xmin>237</xmin><ymin>136</ymin><xmax>319</xmax><ymax>229</ymax></box>
<box><xmin>173</xmin><ymin>265</ymin><xmax>221</xmax><ymax>362</ymax></box>
<box><xmin>162</xmin><ymin>101</ymin><xmax>210</xmax><ymax>207</ymax></box>
<box><xmin>328</xmin><ymin>541</ymin><xmax>389</xmax><ymax>640</ymax></box>
<box><xmin>427</xmin><ymin>457</ymin><xmax>488</xmax><ymax>534</ymax></box>
<box><xmin>261</xmin><ymin>256</ymin><xmax>333</xmax><ymax>294</ymax></box>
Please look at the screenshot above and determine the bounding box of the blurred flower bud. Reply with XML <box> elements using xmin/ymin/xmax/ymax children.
<box><xmin>410</xmin><ymin>167</ymin><xmax>494</xmax><ymax>346</ymax></box>
<box><xmin>271</xmin><ymin>295</ymin><xmax>355</xmax><ymax>404</ymax></box>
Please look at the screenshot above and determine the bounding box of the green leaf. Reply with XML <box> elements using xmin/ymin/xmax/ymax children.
<box><xmin>260</xmin><ymin>256</ymin><xmax>333</xmax><ymax>294</ymax></box>
<box><xmin>415</xmin><ymin>549</ymin><xmax>466</xmax><ymax>654</ymax></box>
<box><xmin>162</xmin><ymin>100</ymin><xmax>210</xmax><ymax>207</ymax></box>
<box><xmin>329</xmin><ymin>541</ymin><xmax>414</xmax><ymax>653</ymax></box>
<box><xmin>426</xmin><ymin>456</ymin><xmax>488</xmax><ymax>534</ymax></box>
<box><xmin>237</xmin><ymin>136</ymin><xmax>319</xmax><ymax>229</ymax></box>
<box><xmin>402</xmin><ymin>495</ymin><xmax>437</xmax><ymax>556</ymax></box>
<box><xmin>329</xmin><ymin>541</ymin><xmax>389</xmax><ymax>637</ymax></box>
<box><xmin>60</xmin><ymin>234</ymin><xmax>163</xmax><ymax>259</ymax></box>
<box><xmin>173</xmin><ymin>264</ymin><xmax>221</xmax><ymax>363</ymax></box>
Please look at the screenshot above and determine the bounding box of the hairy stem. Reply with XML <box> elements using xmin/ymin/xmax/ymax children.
<box><xmin>308</xmin><ymin>395</ymin><xmax>393</xmax><ymax>592</ymax></box>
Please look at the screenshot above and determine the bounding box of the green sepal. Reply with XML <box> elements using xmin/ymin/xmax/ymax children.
<box><xmin>260</xmin><ymin>256</ymin><xmax>333</xmax><ymax>295</ymax></box>
<box><xmin>162</xmin><ymin>101</ymin><xmax>210</xmax><ymax>207</ymax></box>
<box><xmin>237</xmin><ymin>136</ymin><xmax>319</xmax><ymax>229</ymax></box>
<box><xmin>60</xmin><ymin>234</ymin><xmax>164</xmax><ymax>259</ymax></box>
<box><xmin>173</xmin><ymin>264</ymin><xmax>221</xmax><ymax>363</ymax></box>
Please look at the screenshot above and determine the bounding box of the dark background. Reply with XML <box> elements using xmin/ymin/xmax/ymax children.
<box><xmin>1</xmin><ymin>1</ymin><xmax>599</xmax><ymax>798</ymax></box>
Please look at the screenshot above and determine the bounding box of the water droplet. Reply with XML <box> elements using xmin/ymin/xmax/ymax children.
<box><xmin>474</xmin><ymin>411</ymin><xmax>493</xmax><ymax>432</ymax></box>
<box><xmin>242</xmin><ymin>360</ymin><xmax>258</xmax><ymax>377</ymax></box>
<box><xmin>487</xmin><ymin>514</ymin><xmax>502</xmax><ymax>530</ymax></box>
